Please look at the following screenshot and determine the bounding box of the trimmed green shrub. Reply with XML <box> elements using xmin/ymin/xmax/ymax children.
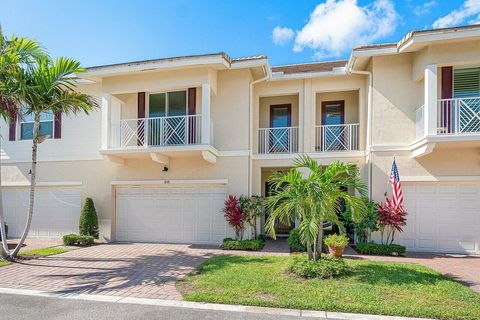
<box><xmin>356</xmin><ymin>242</ymin><xmax>406</xmax><ymax>256</ymax></box>
<box><xmin>79</xmin><ymin>197</ymin><xmax>99</xmax><ymax>239</ymax></box>
<box><xmin>223</xmin><ymin>238</ymin><xmax>265</xmax><ymax>251</ymax></box>
<box><xmin>288</xmin><ymin>229</ymin><xmax>306</xmax><ymax>252</ymax></box>
<box><xmin>289</xmin><ymin>254</ymin><xmax>348</xmax><ymax>279</ymax></box>
<box><xmin>324</xmin><ymin>234</ymin><xmax>349</xmax><ymax>248</ymax></box>
<box><xmin>63</xmin><ymin>234</ymin><xmax>94</xmax><ymax>246</ymax></box>
<box><xmin>258</xmin><ymin>234</ymin><xmax>267</xmax><ymax>242</ymax></box>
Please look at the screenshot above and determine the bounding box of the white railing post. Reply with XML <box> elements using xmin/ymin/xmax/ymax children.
<box><xmin>101</xmin><ymin>93</ymin><xmax>111</xmax><ymax>149</ymax></box>
<box><xmin>425</xmin><ymin>64</ymin><xmax>438</xmax><ymax>135</ymax></box>
<box><xmin>201</xmin><ymin>83</ymin><xmax>211</xmax><ymax>145</ymax></box>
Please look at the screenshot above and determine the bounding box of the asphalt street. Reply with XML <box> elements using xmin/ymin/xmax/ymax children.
<box><xmin>0</xmin><ymin>293</ymin><xmax>321</xmax><ymax>320</ymax></box>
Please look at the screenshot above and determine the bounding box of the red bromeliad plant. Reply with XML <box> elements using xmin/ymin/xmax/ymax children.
<box><xmin>223</xmin><ymin>195</ymin><xmax>246</xmax><ymax>240</ymax></box>
<box><xmin>377</xmin><ymin>202</ymin><xmax>407</xmax><ymax>245</ymax></box>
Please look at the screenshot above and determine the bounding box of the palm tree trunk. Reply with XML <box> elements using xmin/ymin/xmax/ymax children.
<box><xmin>0</xmin><ymin>133</ymin><xmax>11</xmax><ymax>258</ymax></box>
<box><xmin>307</xmin><ymin>243</ymin><xmax>313</xmax><ymax>260</ymax></box>
<box><xmin>315</xmin><ymin>223</ymin><xmax>324</xmax><ymax>259</ymax></box>
<box><xmin>9</xmin><ymin>113</ymin><xmax>40</xmax><ymax>258</ymax></box>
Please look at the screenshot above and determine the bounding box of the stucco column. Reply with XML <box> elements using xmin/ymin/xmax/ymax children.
<box><xmin>201</xmin><ymin>83</ymin><xmax>211</xmax><ymax>145</ymax></box>
<box><xmin>302</xmin><ymin>79</ymin><xmax>314</xmax><ymax>153</ymax></box>
<box><xmin>101</xmin><ymin>92</ymin><xmax>111</xmax><ymax>149</ymax></box>
<box><xmin>424</xmin><ymin>64</ymin><xmax>438</xmax><ymax>136</ymax></box>
<box><xmin>298</xmin><ymin>86</ymin><xmax>305</xmax><ymax>153</ymax></box>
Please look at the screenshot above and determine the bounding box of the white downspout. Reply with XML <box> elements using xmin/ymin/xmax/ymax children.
<box><xmin>248</xmin><ymin>69</ymin><xmax>268</xmax><ymax>196</ymax></box>
<box><xmin>350</xmin><ymin>69</ymin><xmax>373</xmax><ymax>199</ymax></box>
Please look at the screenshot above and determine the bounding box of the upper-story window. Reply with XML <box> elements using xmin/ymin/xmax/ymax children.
<box><xmin>148</xmin><ymin>91</ymin><xmax>187</xmax><ymax>118</ymax></box>
<box><xmin>20</xmin><ymin>111</ymin><xmax>54</xmax><ymax>140</ymax></box>
<box><xmin>454</xmin><ymin>67</ymin><xmax>480</xmax><ymax>98</ymax></box>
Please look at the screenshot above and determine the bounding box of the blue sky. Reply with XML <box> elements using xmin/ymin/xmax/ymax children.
<box><xmin>1</xmin><ymin>0</ymin><xmax>479</xmax><ymax>67</ymax></box>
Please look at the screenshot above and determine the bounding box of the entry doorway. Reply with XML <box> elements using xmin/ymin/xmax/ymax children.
<box><xmin>264</xmin><ymin>181</ymin><xmax>295</xmax><ymax>237</ymax></box>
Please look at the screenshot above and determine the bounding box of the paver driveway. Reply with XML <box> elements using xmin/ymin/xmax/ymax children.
<box><xmin>0</xmin><ymin>243</ymin><xmax>220</xmax><ymax>300</ymax></box>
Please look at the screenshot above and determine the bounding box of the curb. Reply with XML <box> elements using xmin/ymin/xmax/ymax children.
<box><xmin>0</xmin><ymin>287</ymin><xmax>435</xmax><ymax>320</ymax></box>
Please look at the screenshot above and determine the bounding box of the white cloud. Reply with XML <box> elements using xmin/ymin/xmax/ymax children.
<box><xmin>414</xmin><ymin>1</ymin><xmax>436</xmax><ymax>16</ymax></box>
<box><xmin>272</xmin><ymin>26</ymin><xmax>295</xmax><ymax>45</ymax></box>
<box><xmin>432</xmin><ymin>0</ymin><xmax>480</xmax><ymax>28</ymax></box>
<box><xmin>290</xmin><ymin>0</ymin><xmax>398</xmax><ymax>59</ymax></box>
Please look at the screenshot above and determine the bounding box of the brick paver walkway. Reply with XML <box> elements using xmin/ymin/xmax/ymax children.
<box><xmin>345</xmin><ymin>246</ymin><xmax>480</xmax><ymax>292</ymax></box>
<box><xmin>0</xmin><ymin>241</ymin><xmax>289</xmax><ymax>301</ymax></box>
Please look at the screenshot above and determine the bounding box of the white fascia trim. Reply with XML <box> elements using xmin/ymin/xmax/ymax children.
<box><xmin>350</xmin><ymin>46</ymin><xmax>397</xmax><ymax>58</ymax></box>
<box><xmin>398</xmin><ymin>28</ymin><xmax>480</xmax><ymax>53</ymax></box>
<box><xmin>270</xmin><ymin>68</ymin><xmax>347</xmax><ymax>81</ymax></box>
<box><xmin>217</xmin><ymin>150</ymin><xmax>250</xmax><ymax>157</ymax></box>
<box><xmin>81</xmin><ymin>55</ymin><xmax>229</xmax><ymax>79</ymax></box>
<box><xmin>1</xmin><ymin>156</ymin><xmax>104</xmax><ymax>163</ymax></box>
<box><xmin>1</xmin><ymin>181</ymin><xmax>83</xmax><ymax>187</ymax></box>
<box><xmin>111</xmin><ymin>179</ymin><xmax>228</xmax><ymax>186</ymax></box>
<box><xmin>100</xmin><ymin>145</ymin><xmax>219</xmax><ymax>156</ymax></box>
<box><xmin>230</xmin><ymin>59</ymin><xmax>269</xmax><ymax>69</ymax></box>
<box><xmin>402</xmin><ymin>176</ymin><xmax>480</xmax><ymax>182</ymax></box>
<box><xmin>252</xmin><ymin>151</ymin><xmax>365</xmax><ymax>161</ymax></box>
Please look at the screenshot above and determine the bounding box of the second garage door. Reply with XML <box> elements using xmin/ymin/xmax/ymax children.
<box><xmin>116</xmin><ymin>185</ymin><xmax>230</xmax><ymax>245</ymax></box>
<box><xmin>397</xmin><ymin>182</ymin><xmax>480</xmax><ymax>254</ymax></box>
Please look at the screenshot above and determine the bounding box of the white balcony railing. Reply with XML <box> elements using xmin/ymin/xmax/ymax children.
<box><xmin>111</xmin><ymin>115</ymin><xmax>201</xmax><ymax>148</ymax></box>
<box><xmin>437</xmin><ymin>97</ymin><xmax>480</xmax><ymax>134</ymax></box>
<box><xmin>258</xmin><ymin>127</ymin><xmax>299</xmax><ymax>154</ymax></box>
<box><xmin>315</xmin><ymin>124</ymin><xmax>359</xmax><ymax>152</ymax></box>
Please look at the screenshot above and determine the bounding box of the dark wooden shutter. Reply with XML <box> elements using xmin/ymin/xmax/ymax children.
<box><xmin>8</xmin><ymin>114</ymin><xmax>16</xmax><ymax>141</ymax></box>
<box><xmin>440</xmin><ymin>67</ymin><xmax>453</xmax><ymax>133</ymax></box>
<box><xmin>138</xmin><ymin>92</ymin><xmax>146</xmax><ymax>145</ymax></box>
<box><xmin>187</xmin><ymin>88</ymin><xmax>196</xmax><ymax>144</ymax></box>
<box><xmin>138</xmin><ymin>92</ymin><xmax>146</xmax><ymax>118</ymax></box>
<box><xmin>54</xmin><ymin>112</ymin><xmax>62</xmax><ymax>139</ymax></box>
<box><xmin>441</xmin><ymin>66</ymin><xmax>453</xmax><ymax>99</ymax></box>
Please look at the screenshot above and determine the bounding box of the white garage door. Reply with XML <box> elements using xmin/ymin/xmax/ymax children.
<box><xmin>3</xmin><ymin>187</ymin><xmax>81</xmax><ymax>239</ymax></box>
<box><xmin>397</xmin><ymin>182</ymin><xmax>480</xmax><ymax>254</ymax></box>
<box><xmin>116</xmin><ymin>185</ymin><xmax>230</xmax><ymax>245</ymax></box>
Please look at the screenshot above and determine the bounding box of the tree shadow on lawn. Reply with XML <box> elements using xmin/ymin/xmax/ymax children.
<box><xmin>348</xmin><ymin>260</ymin><xmax>456</xmax><ymax>287</ymax></box>
<box><xmin>27</xmin><ymin>249</ymin><xmax>216</xmax><ymax>296</ymax></box>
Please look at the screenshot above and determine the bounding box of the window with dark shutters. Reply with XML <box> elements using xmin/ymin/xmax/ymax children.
<box><xmin>454</xmin><ymin>67</ymin><xmax>480</xmax><ymax>98</ymax></box>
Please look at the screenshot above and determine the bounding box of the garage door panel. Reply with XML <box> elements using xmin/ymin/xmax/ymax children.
<box><xmin>116</xmin><ymin>185</ymin><xmax>228</xmax><ymax>245</ymax></box>
<box><xmin>397</xmin><ymin>182</ymin><xmax>480</xmax><ymax>254</ymax></box>
<box><xmin>4</xmin><ymin>187</ymin><xmax>81</xmax><ymax>239</ymax></box>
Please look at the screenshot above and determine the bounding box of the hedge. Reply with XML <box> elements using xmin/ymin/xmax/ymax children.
<box><xmin>356</xmin><ymin>242</ymin><xmax>406</xmax><ymax>256</ymax></box>
<box><xmin>223</xmin><ymin>238</ymin><xmax>265</xmax><ymax>251</ymax></box>
<box><xmin>63</xmin><ymin>234</ymin><xmax>95</xmax><ymax>246</ymax></box>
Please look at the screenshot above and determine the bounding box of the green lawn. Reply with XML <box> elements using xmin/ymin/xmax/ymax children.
<box><xmin>0</xmin><ymin>261</ymin><xmax>9</xmax><ymax>267</ymax></box>
<box><xmin>178</xmin><ymin>255</ymin><xmax>480</xmax><ymax>320</ymax></box>
<box><xmin>20</xmin><ymin>246</ymin><xmax>69</xmax><ymax>257</ymax></box>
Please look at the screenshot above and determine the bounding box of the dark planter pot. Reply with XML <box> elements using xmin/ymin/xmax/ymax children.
<box><xmin>0</xmin><ymin>224</ymin><xmax>8</xmax><ymax>241</ymax></box>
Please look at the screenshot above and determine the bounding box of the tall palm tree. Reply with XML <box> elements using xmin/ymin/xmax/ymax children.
<box><xmin>265</xmin><ymin>155</ymin><xmax>367</xmax><ymax>260</ymax></box>
<box><xmin>8</xmin><ymin>57</ymin><xmax>98</xmax><ymax>258</ymax></box>
<box><xmin>0</xmin><ymin>25</ymin><xmax>44</xmax><ymax>258</ymax></box>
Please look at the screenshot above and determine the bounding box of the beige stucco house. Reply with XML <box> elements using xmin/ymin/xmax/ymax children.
<box><xmin>1</xmin><ymin>25</ymin><xmax>480</xmax><ymax>254</ymax></box>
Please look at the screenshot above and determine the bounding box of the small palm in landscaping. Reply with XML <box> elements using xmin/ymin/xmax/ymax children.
<box><xmin>79</xmin><ymin>197</ymin><xmax>99</xmax><ymax>239</ymax></box>
<box><xmin>265</xmin><ymin>155</ymin><xmax>367</xmax><ymax>260</ymax></box>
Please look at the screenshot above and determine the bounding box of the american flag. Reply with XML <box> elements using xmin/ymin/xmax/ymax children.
<box><xmin>389</xmin><ymin>159</ymin><xmax>403</xmax><ymax>208</ymax></box>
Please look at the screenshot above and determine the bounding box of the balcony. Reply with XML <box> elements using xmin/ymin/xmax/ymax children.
<box><xmin>315</xmin><ymin>124</ymin><xmax>359</xmax><ymax>152</ymax></box>
<box><xmin>258</xmin><ymin>127</ymin><xmax>299</xmax><ymax>154</ymax></box>
<box><xmin>416</xmin><ymin>97</ymin><xmax>480</xmax><ymax>139</ymax></box>
<box><xmin>102</xmin><ymin>114</ymin><xmax>217</xmax><ymax>164</ymax></box>
<box><xmin>111</xmin><ymin>115</ymin><xmax>202</xmax><ymax>148</ymax></box>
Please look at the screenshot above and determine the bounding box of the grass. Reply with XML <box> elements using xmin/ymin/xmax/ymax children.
<box><xmin>20</xmin><ymin>246</ymin><xmax>69</xmax><ymax>257</ymax></box>
<box><xmin>0</xmin><ymin>260</ymin><xmax>10</xmax><ymax>267</ymax></box>
<box><xmin>178</xmin><ymin>255</ymin><xmax>480</xmax><ymax>320</ymax></box>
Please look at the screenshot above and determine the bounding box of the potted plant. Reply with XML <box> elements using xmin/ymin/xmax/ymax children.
<box><xmin>324</xmin><ymin>234</ymin><xmax>349</xmax><ymax>258</ymax></box>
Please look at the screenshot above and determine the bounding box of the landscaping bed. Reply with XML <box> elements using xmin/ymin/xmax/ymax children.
<box><xmin>222</xmin><ymin>237</ymin><xmax>265</xmax><ymax>251</ymax></box>
<box><xmin>177</xmin><ymin>255</ymin><xmax>480</xmax><ymax>320</ymax></box>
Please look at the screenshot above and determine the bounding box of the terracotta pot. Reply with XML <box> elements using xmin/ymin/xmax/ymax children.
<box><xmin>328</xmin><ymin>245</ymin><xmax>345</xmax><ymax>258</ymax></box>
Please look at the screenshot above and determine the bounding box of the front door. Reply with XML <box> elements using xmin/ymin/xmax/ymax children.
<box><xmin>265</xmin><ymin>181</ymin><xmax>295</xmax><ymax>236</ymax></box>
<box><xmin>321</xmin><ymin>100</ymin><xmax>345</xmax><ymax>151</ymax></box>
<box><xmin>269</xmin><ymin>104</ymin><xmax>292</xmax><ymax>153</ymax></box>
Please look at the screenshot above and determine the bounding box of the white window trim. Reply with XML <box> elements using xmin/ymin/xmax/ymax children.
<box><xmin>18</xmin><ymin>112</ymin><xmax>55</xmax><ymax>141</ymax></box>
<box><xmin>146</xmin><ymin>89</ymin><xmax>189</xmax><ymax>118</ymax></box>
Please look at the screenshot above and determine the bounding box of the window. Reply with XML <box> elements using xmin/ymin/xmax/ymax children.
<box><xmin>20</xmin><ymin>111</ymin><xmax>54</xmax><ymax>140</ymax></box>
<box><xmin>148</xmin><ymin>91</ymin><xmax>187</xmax><ymax>117</ymax></box>
<box><xmin>322</xmin><ymin>101</ymin><xmax>344</xmax><ymax>125</ymax></box>
<box><xmin>270</xmin><ymin>105</ymin><xmax>291</xmax><ymax>128</ymax></box>
<box><xmin>454</xmin><ymin>67</ymin><xmax>480</xmax><ymax>98</ymax></box>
